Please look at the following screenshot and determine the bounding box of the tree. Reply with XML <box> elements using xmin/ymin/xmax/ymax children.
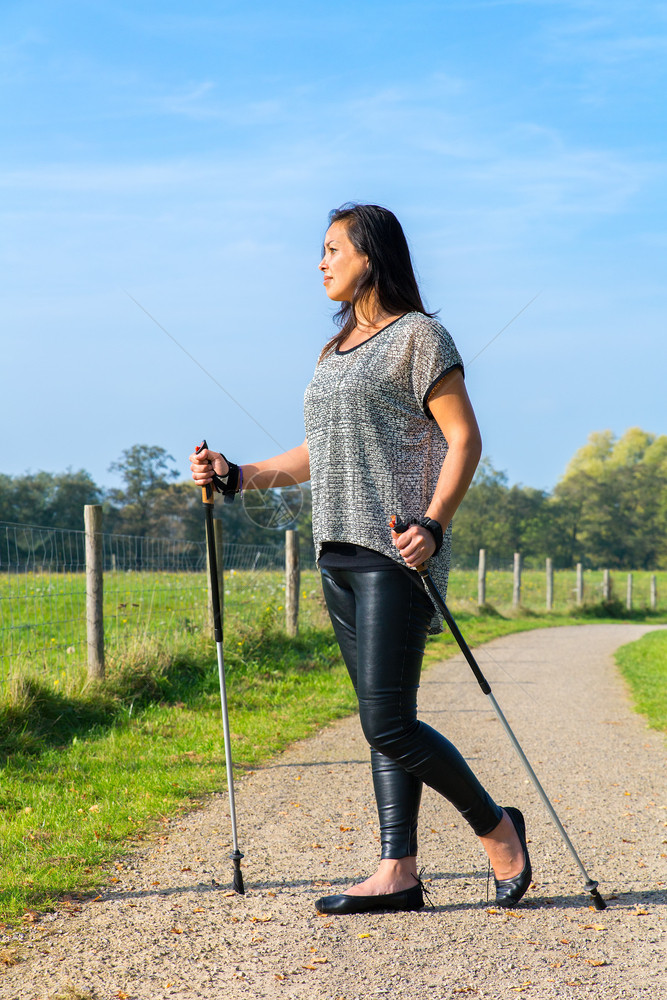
<box><xmin>106</xmin><ymin>445</ymin><xmax>179</xmax><ymax>537</ymax></box>
<box><xmin>452</xmin><ymin>460</ymin><xmax>513</xmax><ymax>567</ymax></box>
<box><xmin>553</xmin><ymin>428</ymin><xmax>667</xmax><ymax>569</ymax></box>
<box><xmin>50</xmin><ymin>470</ymin><xmax>103</xmax><ymax>531</ymax></box>
<box><xmin>0</xmin><ymin>469</ymin><xmax>101</xmax><ymax>529</ymax></box>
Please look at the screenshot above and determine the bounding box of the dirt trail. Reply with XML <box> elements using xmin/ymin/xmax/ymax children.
<box><xmin>2</xmin><ymin>624</ymin><xmax>666</xmax><ymax>1000</ymax></box>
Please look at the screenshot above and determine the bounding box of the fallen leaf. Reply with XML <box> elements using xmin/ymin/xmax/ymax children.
<box><xmin>312</xmin><ymin>956</ymin><xmax>328</xmax><ymax>964</ymax></box>
<box><xmin>171</xmin><ymin>926</ymin><xmax>183</xmax><ymax>934</ymax></box>
<box><xmin>358</xmin><ymin>933</ymin><xmax>371</xmax><ymax>939</ymax></box>
<box><xmin>586</xmin><ymin>959</ymin><xmax>609</xmax><ymax>967</ymax></box>
<box><xmin>181</xmin><ymin>866</ymin><xmax>192</xmax><ymax>872</ymax></box>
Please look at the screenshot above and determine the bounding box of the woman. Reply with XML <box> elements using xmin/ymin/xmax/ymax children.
<box><xmin>189</xmin><ymin>203</ymin><xmax>531</xmax><ymax>914</ymax></box>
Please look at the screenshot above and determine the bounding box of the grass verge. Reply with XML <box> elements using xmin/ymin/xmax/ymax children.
<box><xmin>1</xmin><ymin>593</ymin><xmax>665</xmax><ymax>928</ymax></box>
<box><xmin>615</xmin><ymin>629</ymin><xmax>667</xmax><ymax>733</ymax></box>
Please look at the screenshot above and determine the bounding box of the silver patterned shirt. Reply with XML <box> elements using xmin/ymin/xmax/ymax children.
<box><xmin>303</xmin><ymin>312</ymin><xmax>464</xmax><ymax>634</ymax></box>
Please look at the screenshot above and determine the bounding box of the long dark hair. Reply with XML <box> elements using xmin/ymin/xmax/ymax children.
<box><xmin>320</xmin><ymin>203</ymin><xmax>435</xmax><ymax>359</ymax></box>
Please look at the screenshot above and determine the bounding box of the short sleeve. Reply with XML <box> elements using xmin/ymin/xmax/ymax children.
<box><xmin>409</xmin><ymin>317</ymin><xmax>464</xmax><ymax>418</ymax></box>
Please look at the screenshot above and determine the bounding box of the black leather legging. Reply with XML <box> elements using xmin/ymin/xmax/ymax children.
<box><xmin>321</xmin><ymin>566</ymin><xmax>503</xmax><ymax>859</ymax></box>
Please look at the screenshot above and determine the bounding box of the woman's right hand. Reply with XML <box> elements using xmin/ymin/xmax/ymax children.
<box><xmin>189</xmin><ymin>445</ymin><xmax>229</xmax><ymax>486</ymax></box>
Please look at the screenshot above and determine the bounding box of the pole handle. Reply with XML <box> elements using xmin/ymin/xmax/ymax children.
<box><xmin>196</xmin><ymin>439</ymin><xmax>214</xmax><ymax>506</ymax></box>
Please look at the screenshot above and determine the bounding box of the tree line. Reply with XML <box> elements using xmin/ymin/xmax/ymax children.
<box><xmin>1</xmin><ymin>429</ymin><xmax>665</xmax><ymax>570</ymax></box>
<box><xmin>453</xmin><ymin>428</ymin><xmax>667</xmax><ymax>569</ymax></box>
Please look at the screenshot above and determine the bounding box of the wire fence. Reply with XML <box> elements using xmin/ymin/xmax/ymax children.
<box><xmin>1</xmin><ymin>518</ymin><xmax>665</xmax><ymax>689</ymax></box>
<box><xmin>0</xmin><ymin>520</ymin><xmax>284</xmax><ymax>686</ymax></box>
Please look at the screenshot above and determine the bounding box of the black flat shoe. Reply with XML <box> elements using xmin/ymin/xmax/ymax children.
<box><xmin>315</xmin><ymin>881</ymin><xmax>424</xmax><ymax>915</ymax></box>
<box><xmin>494</xmin><ymin>806</ymin><xmax>532</xmax><ymax>908</ymax></box>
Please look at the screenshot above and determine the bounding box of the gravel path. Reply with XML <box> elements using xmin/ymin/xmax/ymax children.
<box><xmin>2</xmin><ymin>624</ymin><xmax>666</xmax><ymax>1000</ymax></box>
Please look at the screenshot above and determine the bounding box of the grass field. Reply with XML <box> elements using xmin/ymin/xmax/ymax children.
<box><xmin>615</xmin><ymin>629</ymin><xmax>667</xmax><ymax>734</ymax></box>
<box><xmin>1</xmin><ymin>566</ymin><xmax>665</xmax><ymax>926</ymax></box>
<box><xmin>2</xmin><ymin>565</ymin><xmax>665</xmax><ymax>686</ymax></box>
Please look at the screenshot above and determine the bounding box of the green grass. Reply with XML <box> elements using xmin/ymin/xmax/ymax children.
<box><xmin>2</xmin><ymin>566</ymin><xmax>665</xmax><ymax>685</ymax></box>
<box><xmin>449</xmin><ymin>567</ymin><xmax>667</xmax><ymax>614</ymax></box>
<box><xmin>1</xmin><ymin>566</ymin><xmax>665</xmax><ymax>928</ymax></box>
<box><xmin>0</xmin><ymin>626</ymin><xmax>354</xmax><ymax>924</ymax></box>
<box><xmin>615</xmin><ymin>629</ymin><xmax>667</xmax><ymax>733</ymax></box>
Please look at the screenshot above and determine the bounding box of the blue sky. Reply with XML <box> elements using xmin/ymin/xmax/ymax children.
<box><xmin>2</xmin><ymin>0</ymin><xmax>665</xmax><ymax>493</ymax></box>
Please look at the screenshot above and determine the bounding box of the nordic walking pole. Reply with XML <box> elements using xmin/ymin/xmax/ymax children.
<box><xmin>197</xmin><ymin>441</ymin><xmax>244</xmax><ymax>894</ymax></box>
<box><xmin>390</xmin><ymin>517</ymin><xmax>606</xmax><ymax>911</ymax></box>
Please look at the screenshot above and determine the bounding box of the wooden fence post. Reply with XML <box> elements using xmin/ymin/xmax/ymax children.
<box><xmin>626</xmin><ymin>573</ymin><xmax>633</xmax><ymax>611</ymax></box>
<box><xmin>207</xmin><ymin>517</ymin><xmax>224</xmax><ymax>631</ymax></box>
<box><xmin>285</xmin><ymin>529</ymin><xmax>300</xmax><ymax>637</ymax></box>
<box><xmin>512</xmin><ymin>552</ymin><xmax>521</xmax><ymax>609</ymax></box>
<box><xmin>576</xmin><ymin>563</ymin><xmax>584</xmax><ymax>606</ymax></box>
<box><xmin>546</xmin><ymin>557</ymin><xmax>553</xmax><ymax>611</ymax></box>
<box><xmin>84</xmin><ymin>504</ymin><xmax>104</xmax><ymax>682</ymax></box>
<box><xmin>602</xmin><ymin>568</ymin><xmax>611</xmax><ymax>602</ymax></box>
<box><xmin>477</xmin><ymin>548</ymin><xmax>486</xmax><ymax>607</ymax></box>
<box><xmin>650</xmin><ymin>574</ymin><xmax>657</xmax><ymax>610</ymax></box>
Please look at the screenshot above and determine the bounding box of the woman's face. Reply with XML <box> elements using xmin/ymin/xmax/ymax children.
<box><xmin>319</xmin><ymin>221</ymin><xmax>368</xmax><ymax>303</ymax></box>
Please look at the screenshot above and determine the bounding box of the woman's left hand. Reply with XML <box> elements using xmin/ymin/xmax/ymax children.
<box><xmin>391</xmin><ymin>524</ymin><xmax>437</xmax><ymax>568</ymax></box>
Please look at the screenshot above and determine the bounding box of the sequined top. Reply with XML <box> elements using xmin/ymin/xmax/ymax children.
<box><xmin>303</xmin><ymin>312</ymin><xmax>464</xmax><ymax>633</ymax></box>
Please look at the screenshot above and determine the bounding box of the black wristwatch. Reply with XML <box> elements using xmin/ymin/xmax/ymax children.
<box><xmin>418</xmin><ymin>517</ymin><xmax>443</xmax><ymax>555</ymax></box>
<box><xmin>210</xmin><ymin>453</ymin><xmax>242</xmax><ymax>503</ymax></box>
<box><xmin>397</xmin><ymin>516</ymin><xmax>443</xmax><ymax>555</ymax></box>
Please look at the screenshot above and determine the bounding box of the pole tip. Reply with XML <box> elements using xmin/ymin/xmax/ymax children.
<box><xmin>232</xmin><ymin>865</ymin><xmax>245</xmax><ymax>895</ymax></box>
<box><xmin>231</xmin><ymin>849</ymin><xmax>245</xmax><ymax>895</ymax></box>
<box><xmin>586</xmin><ymin>880</ymin><xmax>607</xmax><ymax>910</ymax></box>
